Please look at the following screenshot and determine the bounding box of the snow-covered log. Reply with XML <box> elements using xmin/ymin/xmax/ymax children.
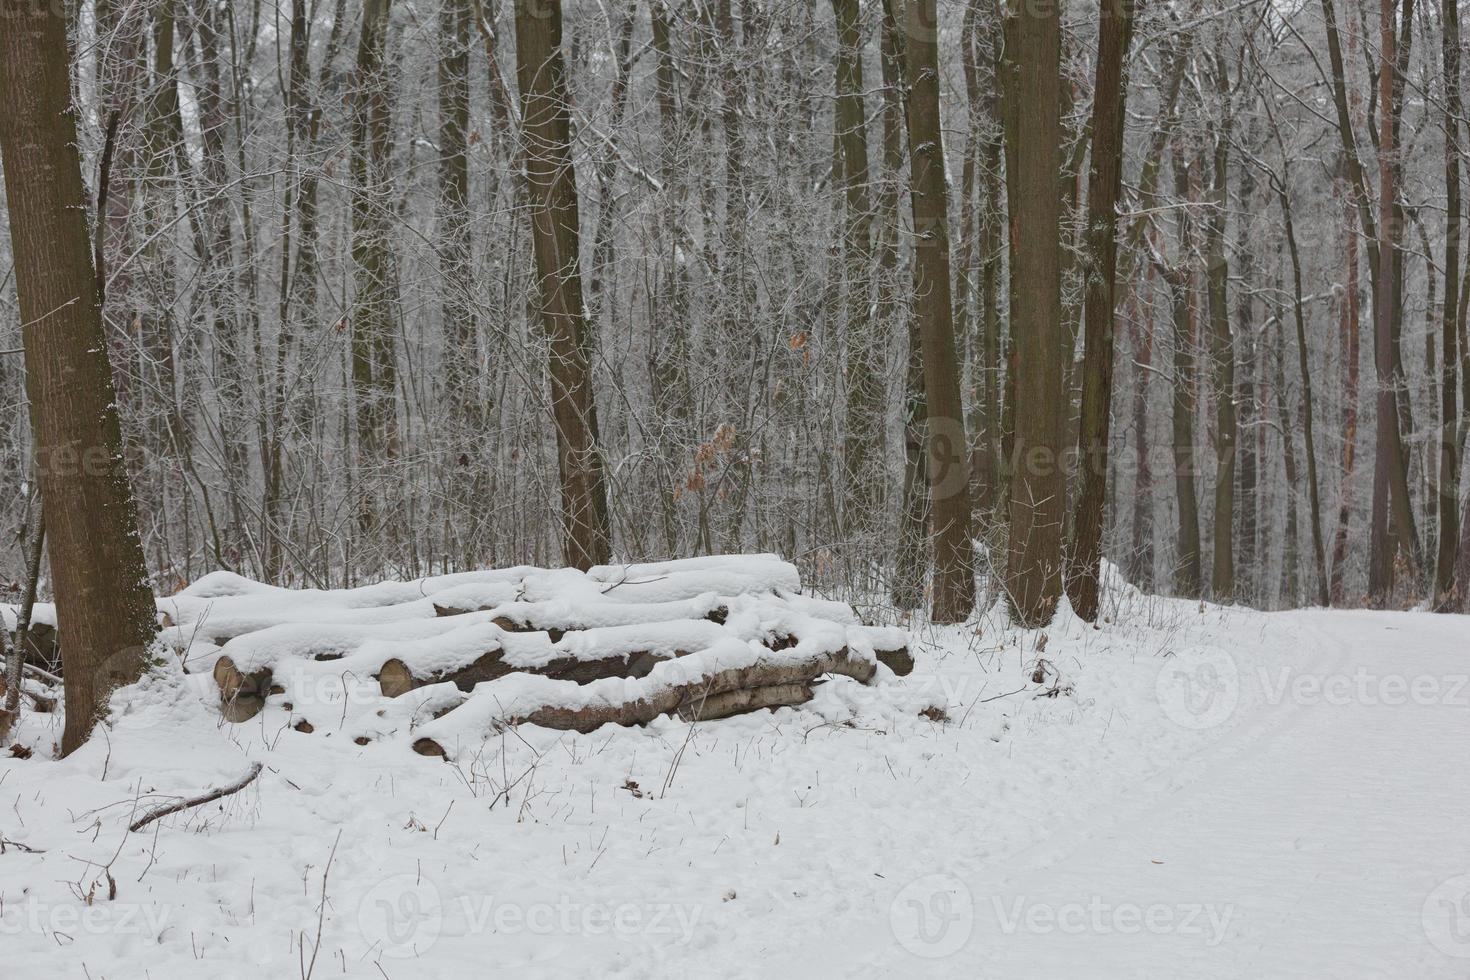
<box><xmin>178</xmin><ymin>556</ymin><xmax>907</xmax><ymax>747</ymax></box>
<box><xmin>410</xmin><ymin>642</ymin><xmax>878</xmax><ymax>756</ymax></box>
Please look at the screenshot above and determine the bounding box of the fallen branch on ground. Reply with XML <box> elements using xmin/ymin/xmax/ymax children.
<box><xmin>128</xmin><ymin>761</ymin><xmax>264</xmax><ymax>833</ymax></box>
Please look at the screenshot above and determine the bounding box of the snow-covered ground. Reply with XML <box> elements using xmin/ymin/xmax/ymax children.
<box><xmin>3</xmin><ymin>575</ymin><xmax>1469</xmax><ymax>978</ymax></box>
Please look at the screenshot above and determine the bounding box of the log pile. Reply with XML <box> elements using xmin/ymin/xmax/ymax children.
<box><xmin>161</xmin><ymin>556</ymin><xmax>912</xmax><ymax>760</ymax></box>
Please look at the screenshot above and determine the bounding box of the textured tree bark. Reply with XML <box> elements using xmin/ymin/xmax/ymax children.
<box><xmin>892</xmin><ymin>0</ymin><xmax>976</xmax><ymax>624</ymax></box>
<box><xmin>1064</xmin><ymin>0</ymin><xmax>1136</xmax><ymax>622</ymax></box>
<box><xmin>878</xmin><ymin>3</ymin><xmax>927</xmax><ymax>611</ymax></box>
<box><xmin>438</xmin><ymin>0</ymin><xmax>480</xmax><ymax>564</ymax></box>
<box><xmin>976</xmin><ymin>13</ymin><xmax>1005</xmax><ymax>525</ymax></box>
<box><xmin>1129</xmin><ymin>285</ymin><xmax>1155</xmax><ymax>592</ymax></box>
<box><xmin>1367</xmin><ymin>0</ymin><xmax>1421</xmax><ymax>604</ymax></box>
<box><xmin>1434</xmin><ymin>0</ymin><xmax>1463</xmax><ymax>609</ymax></box>
<box><xmin>1166</xmin><ymin>147</ymin><xmax>1202</xmax><ymax>597</ymax></box>
<box><xmin>1274</xmin><ymin>337</ymin><xmax>1302</xmax><ymax>605</ymax></box>
<box><xmin>1330</xmin><ymin>177</ymin><xmax>1362</xmax><ymax>603</ymax></box>
<box><xmin>515</xmin><ymin>0</ymin><xmax>613</xmax><ymax>569</ymax></box>
<box><xmin>349</xmin><ymin>0</ymin><xmax>402</xmax><ymax>500</ymax></box>
<box><xmin>1319</xmin><ymin>0</ymin><xmax>1383</xmax><ymax>604</ymax></box>
<box><xmin>1003</xmin><ymin>0</ymin><xmax>1067</xmax><ymax>626</ymax></box>
<box><xmin>439</xmin><ymin>0</ymin><xmax>476</xmax><ymax>431</ymax></box>
<box><xmin>1204</xmin><ymin>60</ymin><xmax>1237</xmax><ymax>603</ymax></box>
<box><xmin>0</xmin><ymin>0</ymin><xmax>160</xmax><ymax>755</ymax></box>
<box><xmin>1275</xmin><ymin>160</ymin><xmax>1332</xmax><ymax>607</ymax></box>
<box><xmin>1234</xmin><ymin>148</ymin><xmax>1259</xmax><ymax>604</ymax></box>
<box><xmin>831</xmin><ymin>0</ymin><xmax>882</xmax><ymax>533</ymax></box>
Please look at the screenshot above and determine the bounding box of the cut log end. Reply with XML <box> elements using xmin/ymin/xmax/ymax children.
<box><xmin>876</xmin><ymin>647</ymin><xmax>914</xmax><ymax>676</ymax></box>
<box><xmin>412</xmin><ymin>737</ymin><xmax>447</xmax><ymax>758</ymax></box>
<box><xmin>213</xmin><ymin>656</ymin><xmax>272</xmax><ymax>722</ymax></box>
<box><xmin>378</xmin><ymin>658</ymin><xmax>415</xmax><ymax>698</ymax></box>
<box><xmin>380</xmin><ymin>648</ymin><xmax>511</xmax><ymax>698</ymax></box>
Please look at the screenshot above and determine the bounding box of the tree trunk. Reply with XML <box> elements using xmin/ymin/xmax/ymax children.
<box><xmin>514</xmin><ymin>0</ymin><xmax>614</xmax><ymax>569</ymax></box>
<box><xmin>0</xmin><ymin>0</ymin><xmax>160</xmax><ymax>754</ymax></box>
<box><xmin>976</xmin><ymin>13</ymin><xmax>1005</xmax><ymax>524</ymax></box>
<box><xmin>1434</xmin><ymin>0</ymin><xmax>1462</xmax><ymax>609</ymax></box>
<box><xmin>1274</xmin><ymin>334</ymin><xmax>1303</xmax><ymax>606</ymax></box>
<box><xmin>1166</xmin><ymin>147</ymin><xmax>1203</xmax><ymax>597</ymax></box>
<box><xmin>1330</xmin><ymin>168</ymin><xmax>1362</xmax><ymax>603</ymax></box>
<box><xmin>1064</xmin><ymin>0</ymin><xmax>1136</xmax><ymax>622</ymax></box>
<box><xmin>1205</xmin><ymin>57</ymin><xmax>1236</xmax><ymax>603</ymax></box>
<box><xmin>1129</xmin><ymin>282</ymin><xmax>1155</xmax><ymax>592</ymax></box>
<box><xmin>439</xmin><ymin>0</ymin><xmax>476</xmax><ymax>437</ymax></box>
<box><xmin>832</xmin><ymin>0</ymin><xmax>882</xmax><ymax>536</ymax></box>
<box><xmin>1273</xmin><ymin>155</ymin><xmax>1332</xmax><ymax>607</ymax></box>
<box><xmin>1001</xmin><ymin>0</ymin><xmax>1066</xmax><ymax>627</ymax></box>
<box><xmin>1234</xmin><ymin>143</ymin><xmax>1259</xmax><ymax>604</ymax></box>
<box><xmin>891</xmin><ymin>0</ymin><xmax>976</xmax><ymax>623</ymax></box>
<box><xmin>349</xmin><ymin>0</ymin><xmax>402</xmax><ymax>509</ymax></box>
<box><xmin>1367</xmin><ymin>0</ymin><xmax>1421</xmax><ymax>603</ymax></box>
<box><xmin>881</xmin><ymin>2</ymin><xmax>929</xmax><ymax>611</ymax></box>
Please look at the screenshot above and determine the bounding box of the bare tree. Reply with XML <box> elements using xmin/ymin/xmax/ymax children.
<box><xmin>1434</xmin><ymin>0</ymin><xmax>1462</xmax><ymax>609</ymax></box>
<box><xmin>1002</xmin><ymin>0</ymin><xmax>1066</xmax><ymax>626</ymax></box>
<box><xmin>349</xmin><ymin>0</ymin><xmax>403</xmax><ymax>523</ymax></box>
<box><xmin>832</xmin><ymin>0</ymin><xmax>882</xmax><ymax>536</ymax></box>
<box><xmin>1065</xmin><ymin>0</ymin><xmax>1138</xmax><ymax>622</ymax></box>
<box><xmin>514</xmin><ymin>0</ymin><xmax>613</xmax><ymax>569</ymax></box>
<box><xmin>1204</xmin><ymin>51</ymin><xmax>1237</xmax><ymax>602</ymax></box>
<box><xmin>892</xmin><ymin>0</ymin><xmax>977</xmax><ymax>623</ymax></box>
<box><xmin>0</xmin><ymin>0</ymin><xmax>159</xmax><ymax>754</ymax></box>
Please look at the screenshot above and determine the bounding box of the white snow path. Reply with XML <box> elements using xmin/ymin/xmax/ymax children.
<box><xmin>865</xmin><ymin>609</ymin><xmax>1470</xmax><ymax>978</ymax></box>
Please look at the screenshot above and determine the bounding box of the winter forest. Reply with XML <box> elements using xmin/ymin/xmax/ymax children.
<box><xmin>2</xmin><ymin>0</ymin><xmax>1470</xmax><ymax>975</ymax></box>
<box><xmin>2</xmin><ymin>0</ymin><xmax>1467</xmax><ymax>620</ymax></box>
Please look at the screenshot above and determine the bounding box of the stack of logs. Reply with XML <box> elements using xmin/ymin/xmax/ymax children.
<box><xmin>190</xmin><ymin>557</ymin><xmax>913</xmax><ymax>759</ymax></box>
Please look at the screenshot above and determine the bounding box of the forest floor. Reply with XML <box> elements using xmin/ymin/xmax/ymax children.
<box><xmin>2</xmin><ymin>581</ymin><xmax>1469</xmax><ymax>978</ymax></box>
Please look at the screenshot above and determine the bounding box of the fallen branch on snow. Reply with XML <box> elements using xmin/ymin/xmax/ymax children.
<box><xmin>128</xmin><ymin>761</ymin><xmax>264</xmax><ymax>833</ymax></box>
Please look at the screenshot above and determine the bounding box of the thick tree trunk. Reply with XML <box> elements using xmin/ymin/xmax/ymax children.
<box><xmin>1002</xmin><ymin>0</ymin><xmax>1066</xmax><ymax>627</ymax></box>
<box><xmin>832</xmin><ymin>0</ymin><xmax>882</xmax><ymax>535</ymax></box>
<box><xmin>0</xmin><ymin>0</ymin><xmax>160</xmax><ymax>755</ymax></box>
<box><xmin>1064</xmin><ymin>0</ymin><xmax>1136</xmax><ymax>622</ymax></box>
<box><xmin>514</xmin><ymin>0</ymin><xmax>614</xmax><ymax>569</ymax></box>
<box><xmin>349</xmin><ymin>0</ymin><xmax>402</xmax><ymax>503</ymax></box>
<box><xmin>892</xmin><ymin>0</ymin><xmax>976</xmax><ymax>623</ymax></box>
